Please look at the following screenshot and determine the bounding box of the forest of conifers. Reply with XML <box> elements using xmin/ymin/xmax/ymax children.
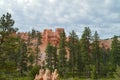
<box><xmin>0</xmin><ymin>13</ymin><xmax>120</xmax><ymax>80</ymax></box>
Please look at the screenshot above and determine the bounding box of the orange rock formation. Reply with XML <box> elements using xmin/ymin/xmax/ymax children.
<box><xmin>41</xmin><ymin>28</ymin><xmax>64</xmax><ymax>52</ymax></box>
<box><xmin>99</xmin><ymin>39</ymin><xmax>112</xmax><ymax>50</ymax></box>
<box><xmin>17</xmin><ymin>28</ymin><xmax>64</xmax><ymax>53</ymax></box>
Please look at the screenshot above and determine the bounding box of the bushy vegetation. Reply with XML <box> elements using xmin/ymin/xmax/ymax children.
<box><xmin>28</xmin><ymin>65</ymin><xmax>40</xmax><ymax>80</ymax></box>
<box><xmin>114</xmin><ymin>65</ymin><xmax>120</xmax><ymax>80</ymax></box>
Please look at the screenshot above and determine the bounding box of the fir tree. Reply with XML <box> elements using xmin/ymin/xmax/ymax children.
<box><xmin>67</xmin><ymin>30</ymin><xmax>79</xmax><ymax>77</ymax></box>
<box><xmin>111</xmin><ymin>35</ymin><xmax>120</xmax><ymax>71</ymax></box>
<box><xmin>52</xmin><ymin>46</ymin><xmax>58</xmax><ymax>71</ymax></box>
<box><xmin>0</xmin><ymin>13</ymin><xmax>20</xmax><ymax>78</ymax></box>
<box><xmin>0</xmin><ymin>13</ymin><xmax>18</xmax><ymax>44</ymax></box>
<box><xmin>58</xmin><ymin>31</ymin><xmax>67</xmax><ymax>77</ymax></box>
<box><xmin>80</xmin><ymin>27</ymin><xmax>91</xmax><ymax>77</ymax></box>
<box><xmin>45</xmin><ymin>43</ymin><xmax>57</xmax><ymax>71</ymax></box>
<box><xmin>91</xmin><ymin>31</ymin><xmax>100</xmax><ymax>78</ymax></box>
<box><xmin>31</xmin><ymin>29</ymin><xmax>36</xmax><ymax>38</ymax></box>
<box><xmin>35</xmin><ymin>31</ymin><xmax>42</xmax><ymax>65</ymax></box>
<box><xmin>18</xmin><ymin>40</ymin><xmax>28</xmax><ymax>76</ymax></box>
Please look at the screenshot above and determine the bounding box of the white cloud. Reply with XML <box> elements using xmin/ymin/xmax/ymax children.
<box><xmin>0</xmin><ymin>0</ymin><xmax>4</xmax><ymax>6</ymax></box>
<box><xmin>0</xmin><ymin>0</ymin><xmax>120</xmax><ymax>39</ymax></box>
<box><xmin>49</xmin><ymin>0</ymin><xmax>56</xmax><ymax>4</ymax></box>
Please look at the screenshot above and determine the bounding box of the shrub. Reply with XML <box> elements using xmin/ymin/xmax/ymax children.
<box><xmin>28</xmin><ymin>65</ymin><xmax>40</xmax><ymax>80</ymax></box>
<box><xmin>114</xmin><ymin>65</ymin><xmax>120</xmax><ymax>80</ymax></box>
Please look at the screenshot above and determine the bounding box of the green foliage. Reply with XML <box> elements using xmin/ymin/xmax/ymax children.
<box><xmin>36</xmin><ymin>31</ymin><xmax>42</xmax><ymax>45</ymax></box>
<box><xmin>31</xmin><ymin>28</ymin><xmax>36</xmax><ymax>38</ymax></box>
<box><xmin>1</xmin><ymin>13</ymin><xmax>120</xmax><ymax>79</ymax></box>
<box><xmin>17</xmin><ymin>41</ymin><xmax>28</xmax><ymax>77</ymax></box>
<box><xmin>52</xmin><ymin>46</ymin><xmax>58</xmax><ymax>70</ymax></box>
<box><xmin>114</xmin><ymin>65</ymin><xmax>120</xmax><ymax>80</ymax></box>
<box><xmin>0</xmin><ymin>13</ymin><xmax>18</xmax><ymax>45</ymax></box>
<box><xmin>60</xmin><ymin>78</ymin><xmax>115</xmax><ymax>80</ymax></box>
<box><xmin>13</xmin><ymin>77</ymin><xmax>30</xmax><ymax>80</ymax></box>
<box><xmin>110</xmin><ymin>35</ymin><xmax>120</xmax><ymax>71</ymax></box>
<box><xmin>80</xmin><ymin>27</ymin><xmax>92</xmax><ymax>77</ymax></box>
<box><xmin>67</xmin><ymin>30</ymin><xmax>79</xmax><ymax>77</ymax></box>
<box><xmin>0</xmin><ymin>13</ymin><xmax>20</xmax><ymax>78</ymax></box>
<box><xmin>58</xmin><ymin>31</ymin><xmax>67</xmax><ymax>77</ymax></box>
<box><xmin>45</xmin><ymin>43</ymin><xmax>57</xmax><ymax>71</ymax></box>
<box><xmin>91</xmin><ymin>65</ymin><xmax>97</xmax><ymax>80</ymax></box>
<box><xmin>27</xmin><ymin>54</ymin><xmax>35</xmax><ymax>70</ymax></box>
<box><xmin>29</xmin><ymin>65</ymin><xmax>40</xmax><ymax>80</ymax></box>
<box><xmin>91</xmin><ymin>31</ymin><xmax>101</xmax><ymax>77</ymax></box>
<box><xmin>80</xmin><ymin>27</ymin><xmax>91</xmax><ymax>63</ymax></box>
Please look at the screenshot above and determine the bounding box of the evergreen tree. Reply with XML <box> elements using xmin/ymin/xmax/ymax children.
<box><xmin>27</xmin><ymin>32</ymin><xmax>31</xmax><ymax>46</ymax></box>
<box><xmin>91</xmin><ymin>31</ymin><xmax>100</xmax><ymax>78</ymax></box>
<box><xmin>67</xmin><ymin>30</ymin><xmax>79</xmax><ymax>77</ymax></box>
<box><xmin>76</xmin><ymin>39</ymin><xmax>83</xmax><ymax>76</ymax></box>
<box><xmin>80</xmin><ymin>27</ymin><xmax>91</xmax><ymax>77</ymax></box>
<box><xmin>45</xmin><ymin>43</ymin><xmax>57</xmax><ymax>71</ymax></box>
<box><xmin>36</xmin><ymin>31</ymin><xmax>42</xmax><ymax>45</ymax></box>
<box><xmin>31</xmin><ymin>29</ymin><xmax>36</xmax><ymax>38</ymax></box>
<box><xmin>0</xmin><ymin>13</ymin><xmax>18</xmax><ymax>44</ymax></box>
<box><xmin>35</xmin><ymin>42</ymin><xmax>39</xmax><ymax>65</ymax></box>
<box><xmin>0</xmin><ymin>13</ymin><xmax>20</xmax><ymax>78</ymax></box>
<box><xmin>52</xmin><ymin>46</ymin><xmax>58</xmax><ymax>71</ymax></box>
<box><xmin>58</xmin><ymin>31</ymin><xmax>67</xmax><ymax>77</ymax></box>
<box><xmin>100</xmin><ymin>46</ymin><xmax>111</xmax><ymax>77</ymax></box>
<box><xmin>35</xmin><ymin>31</ymin><xmax>42</xmax><ymax>65</ymax></box>
<box><xmin>18</xmin><ymin>40</ymin><xmax>28</xmax><ymax>76</ymax></box>
<box><xmin>111</xmin><ymin>36</ymin><xmax>120</xmax><ymax>71</ymax></box>
<box><xmin>0</xmin><ymin>35</ymin><xmax>20</xmax><ymax>75</ymax></box>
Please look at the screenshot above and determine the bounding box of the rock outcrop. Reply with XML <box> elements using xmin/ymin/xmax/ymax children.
<box><xmin>34</xmin><ymin>69</ymin><xmax>58</xmax><ymax>80</ymax></box>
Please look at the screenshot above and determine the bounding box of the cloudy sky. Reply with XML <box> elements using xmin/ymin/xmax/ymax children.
<box><xmin>0</xmin><ymin>0</ymin><xmax>120</xmax><ymax>39</ymax></box>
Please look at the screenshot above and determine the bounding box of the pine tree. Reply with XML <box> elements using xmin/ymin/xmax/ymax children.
<box><xmin>91</xmin><ymin>31</ymin><xmax>100</xmax><ymax>78</ymax></box>
<box><xmin>35</xmin><ymin>43</ymin><xmax>39</xmax><ymax>65</ymax></box>
<box><xmin>0</xmin><ymin>13</ymin><xmax>20</xmax><ymax>78</ymax></box>
<box><xmin>31</xmin><ymin>29</ymin><xmax>36</xmax><ymax>38</ymax></box>
<box><xmin>36</xmin><ymin>31</ymin><xmax>42</xmax><ymax>45</ymax></box>
<box><xmin>67</xmin><ymin>30</ymin><xmax>79</xmax><ymax>77</ymax></box>
<box><xmin>100</xmin><ymin>45</ymin><xmax>111</xmax><ymax>77</ymax></box>
<box><xmin>111</xmin><ymin>36</ymin><xmax>120</xmax><ymax>71</ymax></box>
<box><xmin>80</xmin><ymin>27</ymin><xmax>91</xmax><ymax>77</ymax></box>
<box><xmin>52</xmin><ymin>46</ymin><xmax>58</xmax><ymax>71</ymax></box>
<box><xmin>45</xmin><ymin>43</ymin><xmax>57</xmax><ymax>71</ymax></box>
<box><xmin>35</xmin><ymin>31</ymin><xmax>42</xmax><ymax>65</ymax></box>
<box><xmin>18</xmin><ymin>40</ymin><xmax>28</xmax><ymax>76</ymax></box>
<box><xmin>27</xmin><ymin>31</ymin><xmax>36</xmax><ymax>70</ymax></box>
<box><xmin>0</xmin><ymin>13</ymin><xmax>18</xmax><ymax>45</ymax></box>
<box><xmin>76</xmin><ymin>39</ymin><xmax>83</xmax><ymax>76</ymax></box>
<box><xmin>27</xmin><ymin>32</ymin><xmax>31</xmax><ymax>46</ymax></box>
<box><xmin>58</xmin><ymin>31</ymin><xmax>67</xmax><ymax>77</ymax></box>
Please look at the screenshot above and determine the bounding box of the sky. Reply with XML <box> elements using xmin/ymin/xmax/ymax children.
<box><xmin>0</xmin><ymin>0</ymin><xmax>120</xmax><ymax>39</ymax></box>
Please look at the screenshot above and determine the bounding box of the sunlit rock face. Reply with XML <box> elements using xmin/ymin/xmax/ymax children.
<box><xmin>17</xmin><ymin>28</ymin><xmax>64</xmax><ymax>52</ymax></box>
<box><xmin>40</xmin><ymin>28</ymin><xmax>64</xmax><ymax>52</ymax></box>
<box><xmin>42</xmin><ymin>28</ymin><xmax>64</xmax><ymax>46</ymax></box>
<box><xmin>99</xmin><ymin>39</ymin><xmax>112</xmax><ymax>50</ymax></box>
<box><xmin>34</xmin><ymin>69</ymin><xmax>58</xmax><ymax>80</ymax></box>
